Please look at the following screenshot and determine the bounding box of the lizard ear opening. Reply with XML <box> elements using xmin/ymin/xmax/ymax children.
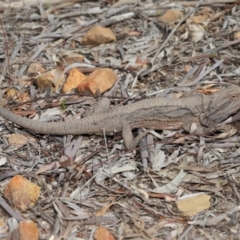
<box><xmin>231</xmin><ymin>95</ymin><xmax>237</xmax><ymax>99</ymax></box>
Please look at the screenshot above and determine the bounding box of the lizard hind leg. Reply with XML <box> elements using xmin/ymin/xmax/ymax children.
<box><xmin>122</xmin><ymin>120</ymin><xmax>149</xmax><ymax>150</ymax></box>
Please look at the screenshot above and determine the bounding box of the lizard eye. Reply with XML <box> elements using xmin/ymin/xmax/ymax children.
<box><xmin>231</xmin><ymin>94</ymin><xmax>236</xmax><ymax>99</ymax></box>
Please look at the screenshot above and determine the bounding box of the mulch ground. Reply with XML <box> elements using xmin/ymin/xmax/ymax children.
<box><xmin>1</xmin><ymin>0</ymin><xmax>240</xmax><ymax>239</ymax></box>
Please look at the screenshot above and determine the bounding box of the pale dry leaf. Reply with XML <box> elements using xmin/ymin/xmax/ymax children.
<box><xmin>158</xmin><ymin>9</ymin><xmax>184</xmax><ymax>23</ymax></box>
<box><xmin>130</xmin><ymin>184</ymin><xmax>149</xmax><ymax>199</ymax></box>
<box><xmin>36</xmin><ymin>161</ymin><xmax>60</xmax><ymax>175</ymax></box>
<box><xmin>0</xmin><ymin>157</ymin><xmax>7</xmax><ymax>166</ymax></box>
<box><xmin>187</xmin><ymin>22</ymin><xmax>206</xmax><ymax>42</ymax></box>
<box><xmin>152</xmin><ymin>170</ymin><xmax>187</xmax><ymax>194</ymax></box>
<box><xmin>152</xmin><ymin>146</ymin><xmax>166</xmax><ymax>171</ymax></box>
<box><xmin>189</xmin><ymin>122</ymin><xmax>198</xmax><ymax>134</ymax></box>
<box><xmin>95</xmin><ymin>161</ymin><xmax>137</xmax><ymax>184</ymax></box>
<box><xmin>104</xmin><ymin>161</ymin><xmax>137</xmax><ymax>175</ymax></box>
<box><xmin>111</xmin><ymin>0</ymin><xmax>139</xmax><ymax>8</ymax></box>
<box><xmin>176</xmin><ymin>193</ymin><xmax>211</xmax><ymax>217</ymax></box>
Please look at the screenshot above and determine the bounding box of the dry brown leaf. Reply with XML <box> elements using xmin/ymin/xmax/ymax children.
<box><xmin>158</xmin><ymin>9</ymin><xmax>184</xmax><ymax>23</ymax></box>
<box><xmin>81</xmin><ymin>25</ymin><xmax>116</xmax><ymax>45</ymax></box>
<box><xmin>36</xmin><ymin>63</ymin><xmax>65</xmax><ymax>92</ymax></box>
<box><xmin>5</xmin><ymin>89</ymin><xmax>30</xmax><ymax>108</ymax></box>
<box><xmin>8</xmin><ymin>133</ymin><xmax>35</xmax><ymax>147</ymax></box>
<box><xmin>18</xmin><ymin>92</ymin><xmax>31</xmax><ymax>103</ymax></box>
<box><xmin>172</xmin><ymin>136</ymin><xmax>186</xmax><ymax>144</ymax></box>
<box><xmin>185</xmin><ymin>7</ymin><xmax>214</xmax><ymax>42</ymax></box>
<box><xmin>59</xmin><ymin>155</ymin><xmax>72</xmax><ymax>168</ymax></box>
<box><xmin>27</xmin><ymin>62</ymin><xmax>45</xmax><ymax>74</ymax></box>
<box><xmin>36</xmin><ymin>161</ymin><xmax>61</xmax><ymax>175</ymax></box>
<box><xmin>188</xmin><ymin>15</ymin><xmax>209</xmax><ymax>24</ymax></box>
<box><xmin>197</xmin><ymin>88</ymin><xmax>220</xmax><ymax>94</ymax></box>
<box><xmin>135</xmin><ymin>57</ymin><xmax>148</xmax><ymax>66</ymax></box>
<box><xmin>17</xmin><ymin>78</ymin><xmax>32</xmax><ymax>88</ymax></box>
<box><xmin>127</xmin><ymin>31</ymin><xmax>141</xmax><ymax>36</ymax></box>
<box><xmin>36</xmin><ymin>71</ymin><xmax>55</xmax><ymax>91</ymax></box>
<box><xmin>62</xmin><ymin>68</ymin><xmax>86</xmax><ymax>93</ymax></box>
<box><xmin>176</xmin><ymin>193</ymin><xmax>211</xmax><ymax>217</ymax></box>
<box><xmin>96</xmin><ymin>203</ymin><xmax>115</xmax><ymax>216</ymax></box>
<box><xmin>6</xmin><ymin>88</ymin><xmax>19</xmax><ymax>100</ymax></box>
<box><xmin>63</xmin><ymin>53</ymin><xmax>85</xmax><ymax>64</ymax></box>
<box><xmin>4</xmin><ymin>175</ymin><xmax>41</xmax><ymax>210</ymax></box>
<box><xmin>52</xmin><ymin>62</ymin><xmax>65</xmax><ymax>92</ymax></box>
<box><xmin>77</xmin><ymin>68</ymin><xmax>117</xmax><ymax>95</ymax></box>
<box><xmin>94</xmin><ymin>226</ymin><xmax>115</xmax><ymax>240</ymax></box>
<box><xmin>188</xmin><ymin>7</ymin><xmax>214</xmax><ymax>24</ymax></box>
<box><xmin>18</xmin><ymin>220</ymin><xmax>39</xmax><ymax>240</ymax></box>
<box><xmin>182</xmin><ymin>65</ymin><xmax>192</xmax><ymax>72</ymax></box>
<box><xmin>0</xmin><ymin>220</ymin><xmax>8</xmax><ymax>235</ymax></box>
<box><xmin>198</xmin><ymin>6</ymin><xmax>214</xmax><ymax>17</ymax></box>
<box><xmin>234</xmin><ymin>31</ymin><xmax>240</xmax><ymax>40</ymax></box>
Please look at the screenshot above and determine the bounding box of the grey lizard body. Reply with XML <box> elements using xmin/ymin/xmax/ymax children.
<box><xmin>1</xmin><ymin>86</ymin><xmax>240</xmax><ymax>149</ymax></box>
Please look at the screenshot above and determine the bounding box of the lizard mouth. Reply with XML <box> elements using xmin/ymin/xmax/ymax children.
<box><xmin>199</xmin><ymin>110</ymin><xmax>240</xmax><ymax>128</ymax></box>
<box><xmin>221</xmin><ymin>111</ymin><xmax>240</xmax><ymax>124</ymax></box>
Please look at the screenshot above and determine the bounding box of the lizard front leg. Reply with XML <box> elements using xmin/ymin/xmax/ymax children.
<box><xmin>199</xmin><ymin>113</ymin><xmax>237</xmax><ymax>132</ymax></box>
<box><xmin>85</xmin><ymin>98</ymin><xmax>111</xmax><ymax>116</ymax></box>
<box><xmin>183</xmin><ymin>115</ymin><xmax>237</xmax><ymax>136</ymax></box>
<box><xmin>182</xmin><ymin>117</ymin><xmax>214</xmax><ymax>135</ymax></box>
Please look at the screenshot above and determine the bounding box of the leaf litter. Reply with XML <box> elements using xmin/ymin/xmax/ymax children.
<box><xmin>1</xmin><ymin>0</ymin><xmax>240</xmax><ymax>239</ymax></box>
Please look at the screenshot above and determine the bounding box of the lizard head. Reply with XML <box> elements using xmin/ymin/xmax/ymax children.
<box><xmin>203</xmin><ymin>85</ymin><xmax>240</xmax><ymax>125</ymax></box>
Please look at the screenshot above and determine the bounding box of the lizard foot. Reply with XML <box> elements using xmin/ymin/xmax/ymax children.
<box><xmin>122</xmin><ymin>120</ymin><xmax>149</xmax><ymax>150</ymax></box>
<box><xmin>208</xmin><ymin>124</ymin><xmax>237</xmax><ymax>139</ymax></box>
<box><xmin>199</xmin><ymin>113</ymin><xmax>218</xmax><ymax>127</ymax></box>
<box><xmin>126</xmin><ymin>130</ymin><xmax>150</xmax><ymax>150</ymax></box>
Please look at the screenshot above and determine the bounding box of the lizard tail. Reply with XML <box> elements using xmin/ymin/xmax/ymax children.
<box><xmin>0</xmin><ymin>106</ymin><xmax>88</xmax><ymax>135</ymax></box>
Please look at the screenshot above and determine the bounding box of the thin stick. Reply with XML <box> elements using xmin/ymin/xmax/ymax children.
<box><xmin>0</xmin><ymin>17</ymin><xmax>10</xmax><ymax>77</ymax></box>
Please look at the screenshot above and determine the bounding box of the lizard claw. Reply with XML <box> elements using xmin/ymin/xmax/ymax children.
<box><xmin>199</xmin><ymin>113</ymin><xmax>217</xmax><ymax>127</ymax></box>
